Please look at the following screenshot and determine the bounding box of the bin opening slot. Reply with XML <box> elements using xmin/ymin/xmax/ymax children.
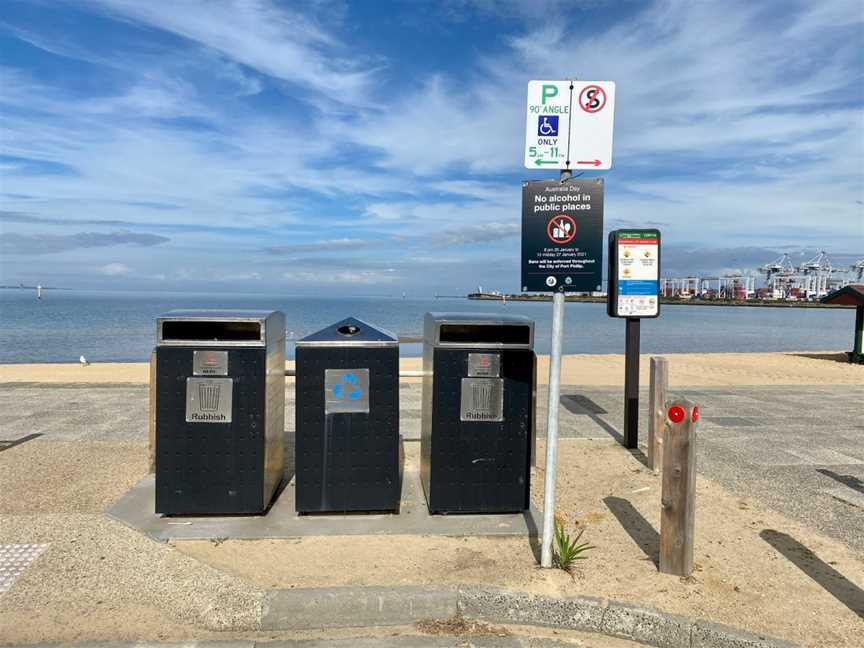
<box><xmin>162</xmin><ymin>320</ymin><xmax>261</xmax><ymax>342</ymax></box>
<box><xmin>439</xmin><ymin>324</ymin><xmax>530</xmax><ymax>345</ymax></box>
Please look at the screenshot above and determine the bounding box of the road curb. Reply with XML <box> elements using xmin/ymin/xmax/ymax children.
<box><xmin>458</xmin><ymin>585</ymin><xmax>798</xmax><ymax>647</ymax></box>
<box><xmin>257</xmin><ymin>584</ymin><xmax>798</xmax><ymax>648</ymax></box>
<box><xmin>261</xmin><ymin>585</ymin><xmax>458</xmax><ymax>630</ymax></box>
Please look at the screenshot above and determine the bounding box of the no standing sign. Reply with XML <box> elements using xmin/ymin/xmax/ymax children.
<box><xmin>524</xmin><ymin>80</ymin><xmax>616</xmax><ymax>170</ymax></box>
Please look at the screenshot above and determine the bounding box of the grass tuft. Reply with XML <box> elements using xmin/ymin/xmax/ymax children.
<box><xmin>553</xmin><ymin>518</ymin><xmax>596</xmax><ymax>572</ymax></box>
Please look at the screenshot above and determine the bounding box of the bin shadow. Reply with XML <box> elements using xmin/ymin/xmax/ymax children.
<box><xmin>817</xmin><ymin>469</ymin><xmax>864</xmax><ymax>495</ymax></box>
<box><xmin>760</xmin><ymin>529</ymin><xmax>864</xmax><ymax>619</ymax></box>
<box><xmin>604</xmin><ymin>496</ymin><xmax>659</xmax><ymax>568</ymax></box>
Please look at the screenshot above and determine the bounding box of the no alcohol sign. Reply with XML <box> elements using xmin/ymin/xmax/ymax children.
<box><xmin>521</xmin><ymin>179</ymin><xmax>604</xmax><ymax>293</ymax></box>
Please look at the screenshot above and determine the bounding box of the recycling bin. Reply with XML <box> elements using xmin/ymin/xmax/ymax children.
<box><xmin>295</xmin><ymin>317</ymin><xmax>400</xmax><ymax>513</ymax></box>
<box><xmin>420</xmin><ymin>312</ymin><xmax>535</xmax><ymax>513</ymax></box>
<box><xmin>154</xmin><ymin>310</ymin><xmax>285</xmax><ymax>515</ymax></box>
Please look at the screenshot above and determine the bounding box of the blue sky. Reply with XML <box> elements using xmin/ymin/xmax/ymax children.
<box><xmin>0</xmin><ymin>0</ymin><xmax>862</xmax><ymax>294</ymax></box>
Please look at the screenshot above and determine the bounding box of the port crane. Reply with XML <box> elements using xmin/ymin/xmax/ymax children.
<box><xmin>660</xmin><ymin>252</ymin><xmax>862</xmax><ymax>303</ymax></box>
<box><xmin>800</xmin><ymin>251</ymin><xmax>833</xmax><ymax>274</ymax></box>
<box><xmin>758</xmin><ymin>254</ymin><xmax>795</xmax><ymax>280</ymax></box>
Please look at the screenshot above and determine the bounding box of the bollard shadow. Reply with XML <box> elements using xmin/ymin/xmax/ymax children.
<box><xmin>603</xmin><ymin>496</ymin><xmax>659</xmax><ymax>568</ymax></box>
<box><xmin>760</xmin><ymin>529</ymin><xmax>864</xmax><ymax>619</ymax></box>
<box><xmin>817</xmin><ymin>469</ymin><xmax>864</xmax><ymax>495</ymax></box>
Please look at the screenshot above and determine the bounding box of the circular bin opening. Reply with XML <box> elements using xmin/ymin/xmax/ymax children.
<box><xmin>338</xmin><ymin>324</ymin><xmax>361</xmax><ymax>336</ymax></box>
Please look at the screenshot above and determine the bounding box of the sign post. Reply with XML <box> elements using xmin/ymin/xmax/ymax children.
<box><xmin>607</xmin><ymin>229</ymin><xmax>661</xmax><ymax>449</ymax></box>
<box><xmin>523</xmin><ymin>176</ymin><xmax>604</xmax><ymax>569</ymax></box>
<box><xmin>525</xmin><ymin>78</ymin><xmax>615</xmax><ymax>569</ymax></box>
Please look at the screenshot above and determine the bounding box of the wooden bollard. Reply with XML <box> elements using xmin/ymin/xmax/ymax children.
<box><xmin>659</xmin><ymin>398</ymin><xmax>698</xmax><ymax>577</ymax></box>
<box><xmin>648</xmin><ymin>357</ymin><xmax>668</xmax><ymax>472</ymax></box>
<box><xmin>148</xmin><ymin>349</ymin><xmax>157</xmax><ymax>473</ymax></box>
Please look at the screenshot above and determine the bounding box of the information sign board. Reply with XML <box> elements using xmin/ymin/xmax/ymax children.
<box><xmin>607</xmin><ymin>229</ymin><xmax>661</xmax><ymax>318</ymax></box>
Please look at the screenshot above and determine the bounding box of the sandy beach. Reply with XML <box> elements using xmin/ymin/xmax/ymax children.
<box><xmin>2</xmin><ymin>350</ymin><xmax>861</xmax><ymax>386</ymax></box>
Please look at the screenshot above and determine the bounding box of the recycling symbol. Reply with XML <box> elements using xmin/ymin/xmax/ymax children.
<box><xmin>332</xmin><ymin>372</ymin><xmax>363</xmax><ymax>401</ymax></box>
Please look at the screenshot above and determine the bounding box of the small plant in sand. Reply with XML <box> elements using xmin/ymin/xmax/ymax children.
<box><xmin>553</xmin><ymin>518</ymin><xmax>595</xmax><ymax>572</ymax></box>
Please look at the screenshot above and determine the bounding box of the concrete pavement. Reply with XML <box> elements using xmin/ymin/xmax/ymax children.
<box><xmin>1</xmin><ymin>381</ymin><xmax>861</xmax><ymax>551</ymax></box>
<box><xmin>3</xmin><ymin>380</ymin><xmax>859</xmax><ymax>646</ymax></box>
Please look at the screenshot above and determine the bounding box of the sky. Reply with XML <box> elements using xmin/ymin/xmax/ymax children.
<box><xmin>0</xmin><ymin>0</ymin><xmax>862</xmax><ymax>295</ymax></box>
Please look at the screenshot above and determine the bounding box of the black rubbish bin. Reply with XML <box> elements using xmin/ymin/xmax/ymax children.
<box><xmin>154</xmin><ymin>310</ymin><xmax>285</xmax><ymax>515</ymax></box>
<box><xmin>420</xmin><ymin>312</ymin><xmax>535</xmax><ymax>514</ymax></box>
<box><xmin>295</xmin><ymin>317</ymin><xmax>400</xmax><ymax>513</ymax></box>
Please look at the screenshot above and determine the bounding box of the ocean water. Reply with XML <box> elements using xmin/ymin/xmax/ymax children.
<box><xmin>0</xmin><ymin>289</ymin><xmax>856</xmax><ymax>363</ymax></box>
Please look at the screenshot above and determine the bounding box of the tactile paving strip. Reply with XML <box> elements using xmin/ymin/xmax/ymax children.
<box><xmin>0</xmin><ymin>544</ymin><xmax>48</xmax><ymax>594</ymax></box>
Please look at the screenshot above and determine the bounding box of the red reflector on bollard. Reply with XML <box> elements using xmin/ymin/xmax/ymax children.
<box><xmin>668</xmin><ymin>405</ymin><xmax>685</xmax><ymax>423</ymax></box>
<box><xmin>691</xmin><ymin>406</ymin><xmax>699</xmax><ymax>422</ymax></box>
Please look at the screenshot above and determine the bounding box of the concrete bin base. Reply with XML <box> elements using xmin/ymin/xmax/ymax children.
<box><xmin>107</xmin><ymin>440</ymin><xmax>541</xmax><ymax>543</ymax></box>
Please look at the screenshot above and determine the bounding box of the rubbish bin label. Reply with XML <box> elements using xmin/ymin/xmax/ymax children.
<box><xmin>468</xmin><ymin>353</ymin><xmax>501</xmax><ymax>377</ymax></box>
<box><xmin>325</xmin><ymin>369</ymin><xmax>370</xmax><ymax>414</ymax></box>
<box><xmin>460</xmin><ymin>378</ymin><xmax>504</xmax><ymax>422</ymax></box>
<box><xmin>193</xmin><ymin>350</ymin><xmax>228</xmax><ymax>376</ymax></box>
<box><xmin>185</xmin><ymin>378</ymin><xmax>233</xmax><ymax>423</ymax></box>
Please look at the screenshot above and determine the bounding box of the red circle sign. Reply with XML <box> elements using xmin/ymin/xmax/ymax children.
<box><xmin>667</xmin><ymin>405</ymin><xmax>685</xmax><ymax>424</ymax></box>
<box><xmin>691</xmin><ymin>406</ymin><xmax>699</xmax><ymax>423</ymax></box>
<box><xmin>579</xmin><ymin>85</ymin><xmax>607</xmax><ymax>113</ymax></box>
<box><xmin>547</xmin><ymin>214</ymin><xmax>576</xmax><ymax>244</ymax></box>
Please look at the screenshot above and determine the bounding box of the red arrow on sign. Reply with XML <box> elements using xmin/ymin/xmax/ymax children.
<box><xmin>576</xmin><ymin>159</ymin><xmax>602</xmax><ymax>166</ymax></box>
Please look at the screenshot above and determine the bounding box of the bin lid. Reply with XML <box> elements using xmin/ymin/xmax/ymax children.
<box><xmin>296</xmin><ymin>317</ymin><xmax>398</xmax><ymax>348</ymax></box>
<box><xmin>158</xmin><ymin>309</ymin><xmax>277</xmax><ymax>322</ymax></box>
<box><xmin>426</xmin><ymin>312</ymin><xmax>534</xmax><ymax>325</ymax></box>
<box><xmin>156</xmin><ymin>309</ymin><xmax>285</xmax><ymax>347</ymax></box>
<box><xmin>424</xmin><ymin>312</ymin><xmax>534</xmax><ymax>348</ymax></box>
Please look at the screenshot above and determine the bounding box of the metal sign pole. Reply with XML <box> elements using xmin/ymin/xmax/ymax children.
<box><xmin>624</xmin><ymin>317</ymin><xmax>641</xmax><ymax>448</ymax></box>
<box><xmin>540</xmin><ymin>168</ymin><xmax>571</xmax><ymax>568</ymax></box>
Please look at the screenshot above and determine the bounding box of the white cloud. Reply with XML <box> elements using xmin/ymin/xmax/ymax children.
<box><xmin>282</xmin><ymin>269</ymin><xmax>398</xmax><ymax>285</ymax></box>
<box><xmin>428</xmin><ymin>222</ymin><xmax>520</xmax><ymax>247</ymax></box>
<box><xmin>1</xmin><ymin>0</ymin><xmax>860</xmax><ymax>291</ymax></box>
<box><xmin>88</xmin><ymin>0</ymin><xmax>380</xmax><ymax>107</ymax></box>
<box><xmin>265</xmin><ymin>239</ymin><xmax>381</xmax><ymax>255</ymax></box>
<box><xmin>98</xmin><ymin>262</ymin><xmax>131</xmax><ymax>276</ymax></box>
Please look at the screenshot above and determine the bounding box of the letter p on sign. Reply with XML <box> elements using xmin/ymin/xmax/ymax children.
<box><xmin>541</xmin><ymin>84</ymin><xmax>558</xmax><ymax>104</ymax></box>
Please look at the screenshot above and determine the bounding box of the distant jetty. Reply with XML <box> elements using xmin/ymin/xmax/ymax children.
<box><xmin>466</xmin><ymin>292</ymin><xmax>843</xmax><ymax>308</ymax></box>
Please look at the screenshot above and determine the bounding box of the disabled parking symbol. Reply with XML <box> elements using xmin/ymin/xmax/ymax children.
<box><xmin>537</xmin><ymin>116</ymin><xmax>559</xmax><ymax>137</ymax></box>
